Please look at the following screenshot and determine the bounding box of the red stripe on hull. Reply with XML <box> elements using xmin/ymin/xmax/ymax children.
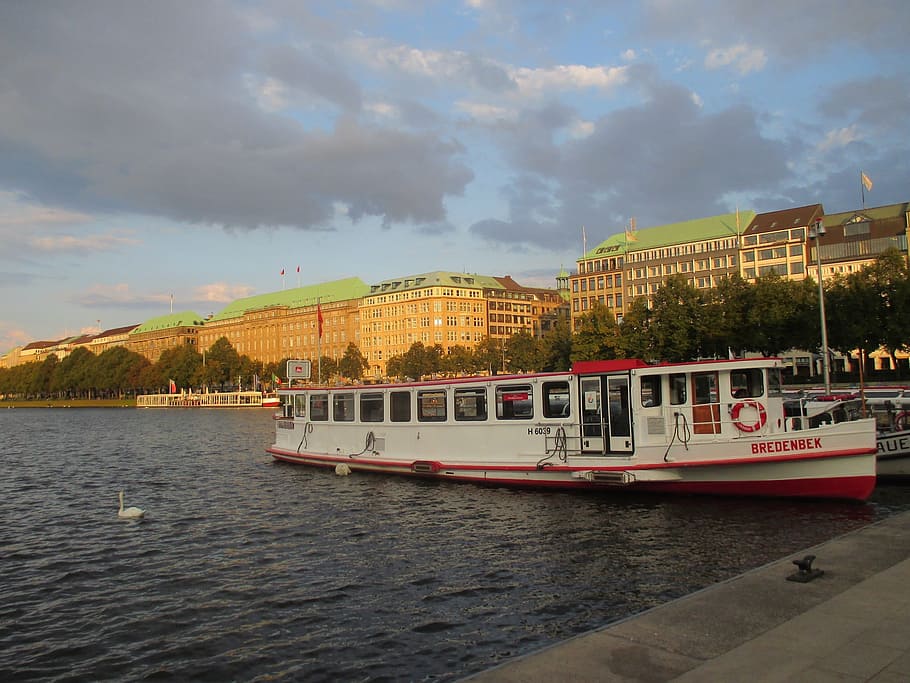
<box><xmin>266</xmin><ymin>448</ymin><xmax>875</xmax><ymax>502</ymax></box>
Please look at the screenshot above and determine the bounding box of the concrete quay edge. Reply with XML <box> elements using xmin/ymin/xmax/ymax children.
<box><xmin>462</xmin><ymin>509</ymin><xmax>910</xmax><ymax>683</ymax></box>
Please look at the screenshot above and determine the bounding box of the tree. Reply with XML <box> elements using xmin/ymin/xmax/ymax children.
<box><xmin>703</xmin><ymin>274</ymin><xmax>753</xmax><ymax>357</ymax></box>
<box><xmin>339</xmin><ymin>343</ymin><xmax>368</xmax><ymax>381</ymax></box>
<box><xmin>441</xmin><ymin>345</ymin><xmax>477</xmax><ymax>376</ymax></box>
<box><xmin>861</xmin><ymin>249</ymin><xmax>910</xmax><ymax>373</ymax></box>
<box><xmin>617</xmin><ymin>297</ymin><xmax>653</xmax><ymax>360</ymax></box>
<box><xmin>504</xmin><ymin>331</ymin><xmax>541</xmax><ymax>373</ymax></box>
<box><xmin>537</xmin><ymin>318</ymin><xmax>573</xmax><ymax>371</ymax></box>
<box><xmin>202</xmin><ymin>337</ymin><xmax>240</xmax><ymax>389</ymax></box>
<box><xmin>571</xmin><ymin>302</ymin><xmax>621</xmax><ymax>362</ymax></box>
<box><xmin>648</xmin><ymin>275</ymin><xmax>706</xmax><ymax>362</ymax></box>
<box><xmin>747</xmin><ymin>273</ymin><xmax>816</xmax><ymax>356</ymax></box>
<box><xmin>159</xmin><ymin>344</ymin><xmax>203</xmax><ymax>391</ymax></box>
<box><xmin>472</xmin><ymin>337</ymin><xmax>506</xmax><ymax>375</ymax></box>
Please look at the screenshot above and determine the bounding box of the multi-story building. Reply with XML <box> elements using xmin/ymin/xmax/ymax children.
<box><xmin>484</xmin><ymin>275</ymin><xmax>568</xmax><ymax>341</ymax></box>
<box><xmin>87</xmin><ymin>324</ymin><xmax>140</xmax><ymax>355</ymax></box>
<box><xmin>570</xmin><ymin>211</ymin><xmax>752</xmax><ymax>326</ymax></box>
<box><xmin>196</xmin><ymin>277</ymin><xmax>369</xmax><ymax>366</ymax></box>
<box><xmin>359</xmin><ymin>271</ymin><xmax>569</xmax><ymax>378</ymax></box>
<box><xmin>127</xmin><ymin>311</ymin><xmax>205</xmax><ymax>362</ymax></box>
<box><xmin>740</xmin><ymin>204</ymin><xmax>824</xmax><ymax>280</ymax></box>
<box><xmin>814</xmin><ymin>202</ymin><xmax>909</xmax><ymax>278</ymax></box>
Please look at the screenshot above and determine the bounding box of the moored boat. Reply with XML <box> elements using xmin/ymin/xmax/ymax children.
<box><xmin>267</xmin><ymin>358</ymin><xmax>877</xmax><ymax>501</ymax></box>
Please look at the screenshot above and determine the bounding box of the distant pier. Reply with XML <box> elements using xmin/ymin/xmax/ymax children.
<box><xmin>137</xmin><ymin>391</ymin><xmax>266</xmax><ymax>408</ymax></box>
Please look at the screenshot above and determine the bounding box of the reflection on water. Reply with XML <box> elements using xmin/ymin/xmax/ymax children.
<box><xmin>0</xmin><ymin>408</ymin><xmax>907</xmax><ymax>681</ymax></box>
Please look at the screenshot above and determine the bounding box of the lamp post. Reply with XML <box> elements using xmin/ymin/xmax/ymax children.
<box><xmin>809</xmin><ymin>218</ymin><xmax>831</xmax><ymax>393</ymax></box>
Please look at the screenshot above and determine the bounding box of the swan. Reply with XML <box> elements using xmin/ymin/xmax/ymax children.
<box><xmin>118</xmin><ymin>490</ymin><xmax>145</xmax><ymax>518</ymax></box>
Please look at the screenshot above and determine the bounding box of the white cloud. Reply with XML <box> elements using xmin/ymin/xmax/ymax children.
<box><xmin>28</xmin><ymin>231</ymin><xmax>140</xmax><ymax>254</ymax></box>
<box><xmin>456</xmin><ymin>100</ymin><xmax>515</xmax><ymax>123</ymax></box>
<box><xmin>511</xmin><ymin>64</ymin><xmax>628</xmax><ymax>97</ymax></box>
<box><xmin>817</xmin><ymin>125</ymin><xmax>861</xmax><ymax>152</ymax></box>
<box><xmin>193</xmin><ymin>282</ymin><xmax>256</xmax><ymax>303</ymax></box>
<box><xmin>705</xmin><ymin>44</ymin><xmax>767</xmax><ymax>75</ymax></box>
<box><xmin>620</xmin><ymin>49</ymin><xmax>637</xmax><ymax>62</ymax></box>
<box><xmin>569</xmin><ymin>118</ymin><xmax>595</xmax><ymax>138</ymax></box>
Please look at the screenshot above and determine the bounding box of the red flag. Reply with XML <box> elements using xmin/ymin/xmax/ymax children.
<box><xmin>280</xmin><ymin>268</ymin><xmax>285</xmax><ymax>276</ymax></box>
<box><xmin>296</xmin><ymin>265</ymin><xmax>300</xmax><ymax>273</ymax></box>
<box><xmin>317</xmin><ymin>303</ymin><xmax>324</xmax><ymax>338</ymax></box>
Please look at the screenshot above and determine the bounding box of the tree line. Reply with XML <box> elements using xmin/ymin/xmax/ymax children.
<box><xmin>2</xmin><ymin>250</ymin><xmax>908</xmax><ymax>399</ymax></box>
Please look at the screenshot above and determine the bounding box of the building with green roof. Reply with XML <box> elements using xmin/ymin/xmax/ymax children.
<box><xmin>128</xmin><ymin>310</ymin><xmax>205</xmax><ymax>361</ymax></box>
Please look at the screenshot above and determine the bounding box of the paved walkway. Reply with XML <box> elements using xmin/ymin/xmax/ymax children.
<box><xmin>464</xmin><ymin>509</ymin><xmax>910</xmax><ymax>682</ymax></box>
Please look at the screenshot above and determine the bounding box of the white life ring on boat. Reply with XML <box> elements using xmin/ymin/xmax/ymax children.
<box><xmin>731</xmin><ymin>400</ymin><xmax>767</xmax><ymax>432</ymax></box>
<box><xmin>895</xmin><ymin>411</ymin><xmax>910</xmax><ymax>431</ymax></box>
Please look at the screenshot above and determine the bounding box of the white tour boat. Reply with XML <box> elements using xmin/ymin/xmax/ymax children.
<box><xmin>267</xmin><ymin>358</ymin><xmax>878</xmax><ymax>501</ymax></box>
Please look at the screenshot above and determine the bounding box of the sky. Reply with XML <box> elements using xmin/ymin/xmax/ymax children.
<box><xmin>2</xmin><ymin>1</ymin><xmax>909</xmax><ymax>354</ymax></box>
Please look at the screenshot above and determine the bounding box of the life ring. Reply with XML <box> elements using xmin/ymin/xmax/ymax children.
<box><xmin>731</xmin><ymin>400</ymin><xmax>767</xmax><ymax>432</ymax></box>
<box><xmin>895</xmin><ymin>411</ymin><xmax>910</xmax><ymax>431</ymax></box>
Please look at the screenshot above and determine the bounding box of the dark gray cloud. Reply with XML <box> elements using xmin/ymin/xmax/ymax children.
<box><xmin>0</xmin><ymin>1</ymin><xmax>472</xmax><ymax>231</ymax></box>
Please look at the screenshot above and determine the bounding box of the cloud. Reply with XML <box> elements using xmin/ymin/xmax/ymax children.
<box><xmin>704</xmin><ymin>44</ymin><xmax>767</xmax><ymax>75</ymax></box>
<box><xmin>0</xmin><ymin>4</ymin><xmax>473</xmax><ymax>233</ymax></box>
<box><xmin>28</xmin><ymin>231</ymin><xmax>140</xmax><ymax>254</ymax></box>
<box><xmin>193</xmin><ymin>282</ymin><xmax>256</xmax><ymax>303</ymax></box>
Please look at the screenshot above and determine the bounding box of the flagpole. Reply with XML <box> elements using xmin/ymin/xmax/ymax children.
<box><xmin>316</xmin><ymin>297</ymin><xmax>322</xmax><ymax>384</ymax></box>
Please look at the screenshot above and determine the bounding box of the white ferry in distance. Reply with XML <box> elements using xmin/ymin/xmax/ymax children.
<box><xmin>267</xmin><ymin>357</ymin><xmax>877</xmax><ymax>501</ymax></box>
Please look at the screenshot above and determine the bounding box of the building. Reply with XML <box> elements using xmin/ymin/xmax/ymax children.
<box><xmin>196</xmin><ymin>277</ymin><xmax>369</xmax><ymax>365</ymax></box>
<box><xmin>740</xmin><ymin>204</ymin><xmax>824</xmax><ymax>280</ymax></box>
<box><xmin>127</xmin><ymin>311</ymin><xmax>205</xmax><ymax>362</ymax></box>
<box><xmin>570</xmin><ymin>211</ymin><xmax>752</xmax><ymax>326</ymax></box>
<box><xmin>359</xmin><ymin>271</ymin><xmax>569</xmax><ymax>378</ymax></box>
<box><xmin>814</xmin><ymin>202</ymin><xmax>910</xmax><ymax>278</ymax></box>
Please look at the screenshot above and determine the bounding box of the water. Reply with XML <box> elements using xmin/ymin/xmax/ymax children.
<box><xmin>1</xmin><ymin>408</ymin><xmax>909</xmax><ymax>682</ymax></box>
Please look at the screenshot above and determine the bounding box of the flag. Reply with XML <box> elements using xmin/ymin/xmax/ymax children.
<box><xmin>296</xmin><ymin>265</ymin><xmax>300</xmax><ymax>273</ymax></box>
<box><xmin>280</xmin><ymin>268</ymin><xmax>285</xmax><ymax>276</ymax></box>
<box><xmin>624</xmin><ymin>229</ymin><xmax>638</xmax><ymax>242</ymax></box>
<box><xmin>168</xmin><ymin>378</ymin><xmax>177</xmax><ymax>394</ymax></box>
<box><xmin>317</xmin><ymin>302</ymin><xmax>324</xmax><ymax>338</ymax></box>
<box><xmin>861</xmin><ymin>171</ymin><xmax>873</xmax><ymax>192</ymax></box>
<box><xmin>272</xmin><ymin>373</ymin><xmax>281</xmax><ymax>385</ymax></box>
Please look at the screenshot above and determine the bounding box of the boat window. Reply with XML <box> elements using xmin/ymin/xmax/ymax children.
<box><xmin>310</xmin><ymin>393</ymin><xmax>329</xmax><ymax>421</ymax></box>
<box><xmin>669</xmin><ymin>374</ymin><xmax>687</xmax><ymax>405</ymax></box>
<box><xmin>543</xmin><ymin>381</ymin><xmax>570</xmax><ymax>418</ymax></box>
<box><xmin>641</xmin><ymin>376</ymin><xmax>662</xmax><ymax>407</ymax></box>
<box><xmin>730</xmin><ymin>369</ymin><xmax>763</xmax><ymax>398</ymax></box>
<box><xmin>333</xmin><ymin>393</ymin><xmax>355</xmax><ymax>422</ymax></box>
<box><xmin>390</xmin><ymin>391</ymin><xmax>411</xmax><ymax>422</ymax></box>
<box><xmin>418</xmin><ymin>390</ymin><xmax>447</xmax><ymax>422</ymax></box>
<box><xmin>693</xmin><ymin>372</ymin><xmax>719</xmax><ymax>405</ymax></box>
<box><xmin>496</xmin><ymin>384</ymin><xmax>534</xmax><ymax>420</ymax></box>
<box><xmin>294</xmin><ymin>394</ymin><xmax>307</xmax><ymax>417</ymax></box>
<box><xmin>455</xmin><ymin>388</ymin><xmax>487</xmax><ymax>421</ymax></box>
<box><xmin>360</xmin><ymin>392</ymin><xmax>384</xmax><ymax>422</ymax></box>
<box><xmin>768</xmin><ymin>369</ymin><xmax>783</xmax><ymax>398</ymax></box>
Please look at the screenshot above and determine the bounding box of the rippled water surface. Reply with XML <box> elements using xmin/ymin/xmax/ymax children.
<box><xmin>2</xmin><ymin>408</ymin><xmax>909</xmax><ymax>682</ymax></box>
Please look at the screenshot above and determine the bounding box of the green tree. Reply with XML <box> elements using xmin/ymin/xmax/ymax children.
<box><xmin>442</xmin><ymin>345</ymin><xmax>477</xmax><ymax>376</ymax></box>
<box><xmin>703</xmin><ymin>274</ymin><xmax>753</xmax><ymax>357</ymax></box>
<box><xmin>472</xmin><ymin>337</ymin><xmax>506</xmax><ymax>375</ymax></box>
<box><xmin>617</xmin><ymin>297</ymin><xmax>653</xmax><ymax>360</ymax></box>
<box><xmin>861</xmin><ymin>249</ymin><xmax>910</xmax><ymax>372</ymax></box>
<box><xmin>504</xmin><ymin>331</ymin><xmax>541</xmax><ymax>373</ymax></box>
<box><xmin>747</xmin><ymin>273</ymin><xmax>816</xmax><ymax>356</ymax></box>
<box><xmin>647</xmin><ymin>275</ymin><xmax>705</xmax><ymax>361</ymax></box>
<box><xmin>571</xmin><ymin>302</ymin><xmax>621</xmax><ymax>362</ymax></box>
<box><xmin>537</xmin><ymin>318</ymin><xmax>573</xmax><ymax>371</ymax></box>
<box><xmin>159</xmin><ymin>344</ymin><xmax>203</xmax><ymax>391</ymax></box>
<box><xmin>202</xmin><ymin>337</ymin><xmax>240</xmax><ymax>389</ymax></box>
<box><xmin>338</xmin><ymin>343</ymin><xmax>369</xmax><ymax>381</ymax></box>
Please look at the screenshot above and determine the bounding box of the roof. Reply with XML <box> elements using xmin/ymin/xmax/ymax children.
<box><xmin>822</xmin><ymin>202</ymin><xmax>910</xmax><ymax>227</ymax></box>
<box><xmin>209</xmin><ymin>277</ymin><xmax>369</xmax><ymax>322</ymax></box>
<box><xmin>745</xmin><ymin>204</ymin><xmax>823</xmax><ymax>234</ymax></box>
<box><xmin>367</xmin><ymin>271</ymin><xmax>504</xmax><ymax>294</ymax></box>
<box><xmin>583</xmin><ymin>211</ymin><xmax>755</xmax><ymax>259</ymax></box>
<box><xmin>130</xmin><ymin>311</ymin><xmax>206</xmax><ymax>335</ymax></box>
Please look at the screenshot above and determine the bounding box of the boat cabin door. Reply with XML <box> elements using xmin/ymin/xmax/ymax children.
<box><xmin>580</xmin><ymin>375</ymin><xmax>633</xmax><ymax>454</ymax></box>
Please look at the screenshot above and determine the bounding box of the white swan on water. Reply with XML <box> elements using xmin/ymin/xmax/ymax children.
<box><xmin>118</xmin><ymin>490</ymin><xmax>145</xmax><ymax>518</ymax></box>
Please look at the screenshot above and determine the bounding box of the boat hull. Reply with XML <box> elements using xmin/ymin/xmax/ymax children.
<box><xmin>266</xmin><ymin>445</ymin><xmax>875</xmax><ymax>501</ymax></box>
<box><xmin>877</xmin><ymin>429</ymin><xmax>910</xmax><ymax>478</ymax></box>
